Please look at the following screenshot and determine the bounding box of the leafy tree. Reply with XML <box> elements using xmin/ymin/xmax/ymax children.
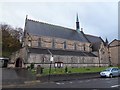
<box><xmin>0</xmin><ymin>23</ymin><xmax>23</xmax><ymax>57</ymax></box>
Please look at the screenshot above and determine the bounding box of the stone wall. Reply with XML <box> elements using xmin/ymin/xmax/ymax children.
<box><xmin>98</xmin><ymin>42</ymin><xmax>109</xmax><ymax>66</ymax></box>
<box><xmin>24</xmin><ymin>34</ymin><xmax>92</xmax><ymax>52</ymax></box>
<box><xmin>10</xmin><ymin>34</ymin><xmax>109</xmax><ymax>68</ymax></box>
<box><xmin>109</xmin><ymin>40</ymin><xmax>120</xmax><ymax>66</ymax></box>
<box><xmin>25</xmin><ymin>53</ymin><xmax>109</xmax><ymax>68</ymax></box>
<box><xmin>10</xmin><ymin>47</ymin><xmax>27</xmax><ymax>63</ymax></box>
<box><xmin>8</xmin><ymin>47</ymin><xmax>27</xmax><ymax>68</ymax></box>
<box><xmin>54</xmin><ymin>38</ymin><xmax>65</xmax><ymax>49</ymax></box>
<box><xmin>41</xmin><ymin>36</ymin><xmax>53</xmax><ymax>48</ymax></box>
<box><xmin>66</xmin><ymin>40</ymin><xmax>75</xmax><ymax>50</ymax></box>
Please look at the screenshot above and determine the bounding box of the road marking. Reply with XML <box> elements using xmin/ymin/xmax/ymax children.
<box><xmin>79</xmin><ymin>81</ymin><xmax>83</xmax><ymax>83</ymax></box>
<box><xmin>56</xmin><ymin>82</ymin><xmax>64</xmax><ymax>85</ymax></box>
<box><xmin>56</xmin><ymin>83</ymin><xmax>61</xmax><ymax>85</ymax></box>
<box><xmin>111</xmin><ymin>85</ymin><xmax>120</xmax><ymax>88</ymax></box>
<box><xmin>85</xmin><ymin>80</ymin><xmax>90</xmax><ymax>82</ymax></box>
<box><xmin>93</xmin><ymin>79</ymin><xmax>97</xmax><ymax>81</ymax></box>
<box><xmin>69</xmin><ymin>82</ymin><xmax>73</xmax><ymax>84</ymax></box>
<box><xmin>92</xmin><ymin>89</ymin><xmax>99</xmax><ymax>90</ymax></box>
<box><xmin>105</xmin><ymin>78</ymin><xmax>110</xmax><ymax>80</ymax></box>
<box><xmin>100</xmin><ymin>78</ymin><xmax>105</xmax><ymax>80</ymax></box>
<box><xmin>106</xmin><ymin>81</ymin><xmax>111</xmax><ymax>83</ymax></box>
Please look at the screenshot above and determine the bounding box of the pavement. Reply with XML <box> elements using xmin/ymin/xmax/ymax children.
<box><xmin>2</xmin><ymin>68</ymin><xmax>36</xmax><ymax>85</ymax></box>
<box><xmin>2</xmin><ymin>68</ymin><xmax>100</xmax><ymax>88</ymax></box>
<box><xmin>36</xmin><ymin>72</ymin><xmax>100</xmax><ymax>82</ymax></box>
<box><xmin>2</xmin><ymin>77</ymin><xmax>120</xmax><ymax>89</ymax></box>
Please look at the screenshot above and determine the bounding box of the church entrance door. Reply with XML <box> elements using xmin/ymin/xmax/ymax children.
<box><xmin>15</xmin><ymin>58</ymin><xmax>22</xmax><ymax>67</ymax></box>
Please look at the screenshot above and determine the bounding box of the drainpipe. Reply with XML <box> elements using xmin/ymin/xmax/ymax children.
<box><xmin>98</xmin><ymin>50</ymin><xmax>100</xmax><ymax>67</ymax></box>
<box><xmin>47</xmin><ymin>49</ymin><xmax>52</xmax><ymax>56</ymax></box>
<box><xmin>108</xmin><ymin>46</ymin><xmax>111</xmax><ymax>66</ymax></box>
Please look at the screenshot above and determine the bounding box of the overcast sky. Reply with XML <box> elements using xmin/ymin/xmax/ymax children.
<box><xmin>0</xmin><ymin>0</ymin><xmax>118</xmax><ymax>42</ymax></box>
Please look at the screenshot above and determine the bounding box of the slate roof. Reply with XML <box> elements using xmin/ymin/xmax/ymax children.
<box><xmin>109</xmin><ymin>39</ymin><xmax>120</xmax><ymax>47</ymax></box>
<box><xmin>25</xmin><ymin>19</ymin><xmax>89</xmax><ymax>42</ymax></box>
<box><xmin>85</xmin><ymin>34</ymin><xmax>104</xmax><ymax>51</ymax></box>
<box><xmin>85</xmin><ymin>34</ymin><xmax>102</xmax><ymax>43</ymax></box>
<box><xmin>28</xmin><ymin>48</ymin><xmax>97</xmax><ymax>57</ymax></box>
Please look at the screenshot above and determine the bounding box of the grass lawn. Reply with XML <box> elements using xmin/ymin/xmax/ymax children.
<box><xmin>34</xmin><ymin>67</ymin><xmax>110</xmax><ymax>76</ymax></box>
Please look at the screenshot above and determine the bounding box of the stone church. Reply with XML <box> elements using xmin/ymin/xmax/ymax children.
<box><xmin>8</xmin><ymin>15</ymin><xmax>109</xmax><ymax>68</ymax></box>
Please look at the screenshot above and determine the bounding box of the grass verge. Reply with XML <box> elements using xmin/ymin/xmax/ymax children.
<box><xmin>33</xmin><ymin>67</ymin><xmax>110</xmax><ymax>76</ymax></box>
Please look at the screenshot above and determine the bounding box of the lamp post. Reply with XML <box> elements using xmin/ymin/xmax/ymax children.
<box><xmin>47</xmin><ymin>49</ymin><xmax>53</xmax><ymax>81</ymax></box>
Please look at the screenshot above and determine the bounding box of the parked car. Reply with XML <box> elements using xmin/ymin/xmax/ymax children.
<box><xmin>100</xmin><ymin>67</ymin><xmax>120</xmax><ymax>78</ymax></box>
<box><xmin>0</xmin><ymin>57</ymin><xmax>9</xmax><ymax>68</ymax></box>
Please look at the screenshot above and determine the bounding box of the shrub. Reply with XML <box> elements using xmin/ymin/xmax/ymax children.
<box><xmin>65</xmin><ymin>66</ymin><xmax>68</xmax><ymax>73</ymax></box>
<box><xmin>27</xmin><ymin>66</ymin><xmax>30</xmax><ymax>70</ymax></box>
<box><xmin>68</xmin><ymin>71</ymin><xmax>71</xmax><ymax>73</ymax></box>
<box><xmin>30</xmin><ymin>63</ymin><xmax>34</xmax><ymax>69</ymax></box>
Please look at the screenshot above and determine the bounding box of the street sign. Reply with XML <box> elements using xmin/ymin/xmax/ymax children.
<box><xmin>50</xmin><ymin>56</ymin><xmax>53</xmax><ymax>62</ymax></box>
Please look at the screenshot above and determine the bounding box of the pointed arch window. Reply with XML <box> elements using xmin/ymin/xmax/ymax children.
<box><xmin>83</xmin><ymin>44</ymin><xmax>86</xmax><ymax>51</ymax></box>
<box><xmin>28</xmin><ymin>36</ymin><xmax>32</xmax><ymax>47</ymax></box>
<box><xmin>52</xmin><ymin>39</ymin><xmax>55</xmax><ymax>49</ymax></box>
<box><xmin>74</xmin><ymin>43</ymin><xmax>77</xmax><ymax>50</ymax></box>
<box><xmin>64</xmin><ymin>41</ymin><xmax>66</xmax><ymax>49</ymax></box>
<box><xmin>28</xmin><ymin>40</ymin><xmax>32</xmax><ymax>47</ymax></box>
<box><xmin>38</xmin><ymin>38</ymin><xmax>41</xmax><ymax>47</ymax></box>
<box><xmin>41</xmin><ymin>55</ymin><xmax>46</xmax><ymax>63</ymax></box>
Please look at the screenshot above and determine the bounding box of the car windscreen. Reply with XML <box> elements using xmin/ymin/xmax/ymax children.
<box><xmin>103</xmin><ymin>68</ymin><xmax>111</xmax><ymax>71</ymax></box>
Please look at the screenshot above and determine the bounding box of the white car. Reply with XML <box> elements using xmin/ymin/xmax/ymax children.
<box><xmin>100</xmin><ymin>67</ymin><xmax>120</xmax><ymax>78</ymax></box>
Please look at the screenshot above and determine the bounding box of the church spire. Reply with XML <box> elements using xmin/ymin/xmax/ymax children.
<box><xmin>76</xmin><ymin>13</ymin><xmax>79</xmax><ymax>22</ymax></box>
<box><xmin>76</xmin><ymin>13</ymin><xmax>80</xmax><ymax>32</ymax></box>
<box><xmin>105</xmin><ymin>38</ymin><xmax>108</xmax><ymax>44</ymax></box>
<box><xmin>105</xmin><ymin>38</ymin><xmax>109</xmax><ymax>47</ymax></box>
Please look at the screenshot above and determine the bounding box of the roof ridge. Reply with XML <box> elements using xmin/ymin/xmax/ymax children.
<box><xmin>109</xmin><ymin>39</ymin><xmax>120</xmax><ymax>45</ymax></box>
<box><xmin>80</xmin><ymin>31</ymin><xmax>90</xmax><ymax>43</ymax></box>
<box><xmin>27</xmin><ymin>19</ymin><xmax>75</xmax><ymax>31</ymax></box>
<box><xmin>85</xmin><ymin>34</ymin><xmax>100</xmax><ymax>38</ymax></box>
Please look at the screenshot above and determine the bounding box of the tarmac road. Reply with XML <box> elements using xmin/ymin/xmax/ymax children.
<box><xmin>3</xmin><ymin>77</ymin><xmax>120</xmax><ymax>89</ymax></box>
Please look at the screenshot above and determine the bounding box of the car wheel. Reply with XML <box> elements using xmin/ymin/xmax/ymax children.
<box><xmin>119</xmin><ymin>74</ymin><xmax>120</xmax><ymax>77</ymax></box>
<box><xmin>109</xmin><ymin>74</ymin><xmax>113</xmax><ymax>78</ymax></box>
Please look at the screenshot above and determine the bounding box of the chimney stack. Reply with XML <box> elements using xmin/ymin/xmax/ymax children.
<box><xmin>81</xmin><ymin>28</ymin><xmax>83</xmax><ymax>32</ymax></box>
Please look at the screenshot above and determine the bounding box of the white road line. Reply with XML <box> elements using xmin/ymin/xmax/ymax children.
<box><xmin>105</xmin><ymin>78</ymin><xmax>110</xmax><ymax>80</ymax></box>
<box><xmin>79</xmin><ymin>81</ymin><xmax>83</xmax><ymax>83</ymax></box>
<box><xmin>56</xmin><ymin>82</ymin><xmax>64</xmax><ymax>85</ymax></box>
<box><xmin>85</xmin><ymin>80</ymin><xmax>90</xmax><ymax>82</ymax></box>
<box><xmin>100</xmin><ymin>78</ymin><xmax>105</xmax><ymax>80</ymax></box>
<box><xmin>93</xmin><ymin>79</ymin><xmax>97</xmax><ymax>81</ymax></box>
<box><xmin>56</xmin><ymin>83</ymin><xmax>61</xmax><ymax>85</ymax></box>
<box><xmin>61</xmin><ymin>83</ymin><xmax>64</xmax><ymax>84</ymax></box>
<box><xmin>111</xmin><ymin>85</ymin><xmax>120</xmax><ymax>88</ymax></box>
<box><xmin>69</xmin><ymin>82</ymin><xmax>73</xmax><ymax>84</ymax></box>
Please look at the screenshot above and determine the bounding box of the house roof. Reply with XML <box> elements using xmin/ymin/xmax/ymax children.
<box><xmin>109</xmin><ymin>39</ymin><xmax>120</xmax><ymax>47</ymax></box>
<box><xmin>28</xmin><ymin>47</ymin><xmax>97</xmax><ymax>57</ymax></box>
<box><xmin>85</xmin><ymin>34</ymin><xmax>104</xmax><ymax>51</ymax></box>
<box><xmin>85</xmin><ymin>34</ymin><xmax>103</xmax><ymax>43</ymax></box>
<box><xmin>25</xmin><ymin>19</ymin><xmax>89</xmax><ymax>42</ymax></box>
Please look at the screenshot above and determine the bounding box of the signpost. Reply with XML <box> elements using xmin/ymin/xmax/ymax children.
<box><xmin>47</xmin><ymin>49</ymin><xmax>53</xmax><ymax>81</ymax></box>
<box><xmin>48</xmin><ymin>56</ymin><xmax>53</xmax><ymax>81</ymax></box>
